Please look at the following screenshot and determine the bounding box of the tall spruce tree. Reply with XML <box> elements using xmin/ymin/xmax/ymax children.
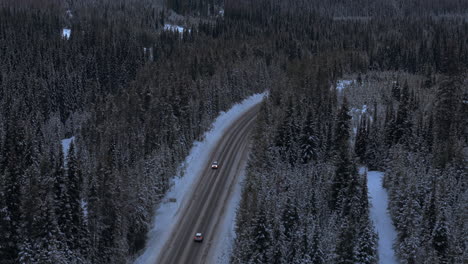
<box><xmin>354</xmin><ymin>116</ymin><xmax>368</xmax><ymax>163</ymax></box>
<box><xmin>0</xmin><ymin>120</ymin><xmax>31</xmax><ymax>263</ymax></box>
<box><xmin>300</xmin><ymin>111</ymin><xmax>320</xmax><ymax>163</ymax></box>
<box><xmin>394</xmin><ymin>81</ymin><xmax>412</xmax><ymax>145</ymax></box>
<box><xmin>65</xmin><ymin>141</ymin><xmax>89</xmax><ymax>259</ymax></box>
<box><xmin>331</xmin><ymin>96</ymin><xmax>356</xmax><ymax>209</ymax></box>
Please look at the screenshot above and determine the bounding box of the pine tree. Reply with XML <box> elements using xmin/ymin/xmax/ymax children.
<box><xmin>311</xmin><ymin>231</ymin><xmax>325</xmax><ymax>264</ymax></box>
<box><xmin>432</xmin><ymin>213</ymin><xmax>450</xmax><ymax>264</ymax></box>
<box><xmin>354</xmin><ymin>116</ymin><xmax>368</xmax><ymax>163</ymax></box>
<box><xmin>20</xmin><ymin>155</ymin><xmax>70</xmax><ymax>264</ymax></box>
<box><xmin>433</xmin><ymin>74</ymin><xmax>463</xmax><ymax>168</ymax></box>
<box><xmin>0</xmin><ymin>121</ymin><xmax>31</xmax><ymax>263</ymax></box>
<box><xmin>66</xmin><ymin>141</ymin><xmax>89</xmax><ymax>259</ymax></box>
<box><xmin>275</xmin><ymin>98</ymin><xmax>300</xmax><ymax>165</ymax></box>
<box><xmin>353</xmin><ymin>218</ymin><xmax>378</xmax><ymax>264</ymax></box>
<box><xmin>252</xmin><ymin>206</ymin><xmax>270</xmax><ymax>264</ymax></box>
<box><xmin>335</xmin><ymin>219</ymin><xmax>355</xmax><ymax>264</ymax></box>
<box><xmin>353</xmin><ymin>174</ymin><xmax>378</xmax><ymax>264</ymax></box>
<box><xmin>87</xmin><ymin>174</ymin><xmax>100</xmax><ymax>263</ymax></box>
<box><xmin>300</xmin><ymin>111</ymin><xmax>319</xmax><ymax>163</ymax></box>
<box><xmin>365</xmin><ymin>102</ymin><xmax>384</xmax><ymax>170</ymax></box>
<box><xmin>29</xmin><ymin>186</ymin><xmax>69</xmax><ymax>264</ymax></box>
<box><xmin>54</xmin><ymin>147</ymin><xmax>72</xmax><ymax>244</ymax></box>
<box><xmin>331</xmin><ymin>97</ymin><xmax>356</xmax><ymax>210</ymax></box>
<box><xmin>334</xmin><ymin>97</ymin><xmax>352</xmax><ymax>152</ymax></box>
<box><xmin>0</xmin><ymin>178</ymin><xmax>16</xmax><ymax>264</ymax></box>
<box><xmin>394</xmin><ymin>81</ymin><xmax>412</xmax><ymax>145</ymax></box>
<box><xmin>384</xmin><ymin>104</ymin><xmax>396</xmax><ymax>146</ymax></box>
<box><xmin>391</xmin><ymin>79</ymin><xmax>401</xmax><ymax>101</ymax></box>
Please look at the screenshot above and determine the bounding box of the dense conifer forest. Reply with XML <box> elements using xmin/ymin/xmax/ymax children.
<box><xmin>0</xmin><ymin>0</ymin><xmax>466</xmax><ymax>263</ymax></box>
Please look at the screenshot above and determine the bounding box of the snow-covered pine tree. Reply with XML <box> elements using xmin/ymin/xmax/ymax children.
<box><xmin>384</xmin><ymin>103</ymin><xmax>396</xmax><ymax>147</ymax></box>
<box><xmin>354</xmin><ymin>116</ymin><xmax>368</xmax><ymax>163</ymax></box>
<box><xmin>54</xmin><ymin>147</ymin><xmax>70</xmax><ymax>230</ymax></box>
<box><xmin>0</xmin><ymin>120</ymin><xmax>30</xmax><ymax>263</ymax></box>
<box><xmin>394</xmin><ymin>80</ymin><xmax>413</xmax><ymax>146</ymax></box>
<box><xmin>353</xmin><ymin>217</ymin><xmax>378</xmax><ymax>264</ymax></box>
<box><xmin>331</xmin><ymin>96</ymin><xmax>355</xmax><ymax>210</ymax></box>
<box><xmin>353</xmin><ymin>172</ymin><xmax>378</xmax><ymax>264</ymax></box>
<box><xmin>252</xmin><ymin>205</ymin><xmax>271</xmax><ymax>263</ymax></box>
<box><xmin>432</xmin><ymin>212</ymin><xmax>450</xmax><ymax>264</ymax></box>
<box><xmin>300</xmin><ymin>111</ymin><xmax>320</xmax><ymax>164</ymax></box>
<box><xmin>432</xmin><ymin>74</ymin><xmax>464</xmax><ymax>168</ymax></box>
<box><xmin>65</xmin><ymin>141</ymin><xmax>89</xmax><ymax>260</ymax></box>
<box><xmin>335</xmin><ymin>219</ymin><xmax>355</xmax><ymax>264</ymax></box>
<box><xmin>364</xmin><ymin>102</ymin><xmax>385</xmax><ymax>170</ymax></box>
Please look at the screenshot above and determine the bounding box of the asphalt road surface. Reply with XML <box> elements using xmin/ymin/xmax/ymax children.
<box><xmin>156</xmin><ymin>104</ymin><xmax>261</xmax><ymax>264</ymax></box>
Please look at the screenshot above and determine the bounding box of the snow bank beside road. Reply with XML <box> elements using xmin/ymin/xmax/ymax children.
<box><xmin>366</xmin><ymin>169</ymin><xmax>398</xmax><ymax>264</ymax></box>
<box><xmin>134</xmin><ymin>92</ymin><xmax>267</xmax><ymax>264</ymax></box>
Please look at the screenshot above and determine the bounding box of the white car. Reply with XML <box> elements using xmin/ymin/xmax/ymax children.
<box><xmin>211</xmin><ymin>161</ymin><xmax>218</xmax><ymax>169</ymax></box>
<box><xmin>194</xmin><ymin>233</ymin><xmax>203</xmax><ymax>242</ymax></box>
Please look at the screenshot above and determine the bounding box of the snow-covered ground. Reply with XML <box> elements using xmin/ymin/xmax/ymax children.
<box><xmin>134</xmin><ymin>92</ymin><xmax>267</xmax><ymax>264</ymax></box>
<box><xmin>81</xmin><ymin>199</ymin><xmax>88</xmax><ymax>219</ymax></box>
<box><xmin>163</xmin><ymin>24</ymin><xmax>188</xmax><ymax>33</ymax></box>
<box><xmin>62</xmin><ymin>28</ymin><xmax>71</xmax><ymax>39</ymax></box>
<box><xmin>143</xmin><ymin>47</ymin><xmax>154</xmax><ymax>61</ymax></box>
<box><xmin>365</xmin><ymin>169</ymin><xmax>398</xmax><ymax>264</ymax></box>
<box><xmin>61</xmin><ymin>136</ymin><xmax>75</xmax><ymax>159</ymax></box>
<box><xmin>336</xmin><ymin>79</ymin><xmax>354</xmax><ymax>91</ymax></box>
<box><xmin>350</xmin><ymin>104</ymin><xmax>368</xmax><ymax>116</ymax></box>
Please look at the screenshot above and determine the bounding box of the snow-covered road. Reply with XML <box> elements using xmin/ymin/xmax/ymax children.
<box><xmin>134</xmin><ymin>93</ymin><xmax>266</xmax><ymax>264</ymax></box>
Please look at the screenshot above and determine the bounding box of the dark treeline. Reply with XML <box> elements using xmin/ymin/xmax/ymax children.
<box><xmin>0</xmin><ymin>0</ymin><xmax>466</xmax><ymax>263</ymax></box>
<box><xmin>166</xmin><ymin>0</ymin><xmax>223</xmax><ymax>16</ymax></box>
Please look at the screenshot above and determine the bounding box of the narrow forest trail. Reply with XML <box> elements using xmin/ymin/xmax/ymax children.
<box><xmin>366</xmin><ymin>169</ymin><xmax>398</xmax><ymax>264</ymax></box>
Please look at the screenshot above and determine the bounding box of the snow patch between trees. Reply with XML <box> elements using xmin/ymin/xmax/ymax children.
<box><xmin>62</xmin><ymin>28</ymin><xmax>71</xmax><ymax>39</ymax></box>
<box><xmin>61</xmin><ymin>136</ymin><xmax>75</xmax><ymax>159</ymax></box>
<box><xmin>350</xmin><ymin>104</ymin><xmax>368</xmax><ymax>116</ymax></box>
<box><xmin>134</xmin><ymin>92</ymin><xmax>267</xmax><ymax>264</ymax></box>
<box><xmin>336</xmin><ymin>79</ymin><xmax>355</xmax><ymax>91</ymax></box>
<box><xmin>366</xmin><ymin>169</ymin><xmax>398</xmax><ymax>264</ymax></box>
<box><xmin>164</xmin><ymin>24</ymin><xmax>188</xmax><ymax>33</ymax></box>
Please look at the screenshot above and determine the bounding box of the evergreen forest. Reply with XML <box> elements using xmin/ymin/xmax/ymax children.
<box><xmin>0</xmin><ymin>0</ymin><xmax>466</xmax><ymax>263</ymax></box>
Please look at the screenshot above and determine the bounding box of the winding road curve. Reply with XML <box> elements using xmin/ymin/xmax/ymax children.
<box><xmin>156</xmin><ymin>104</ymin><xmax>261</xmax><ymax>264</ymax></box>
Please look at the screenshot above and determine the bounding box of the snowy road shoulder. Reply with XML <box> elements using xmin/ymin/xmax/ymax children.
<box><xmin>134</xmin><ymin>92</ymin><xmax>267</xmax><ymax>264</ymax></box>
<box><xmin>364</xmin><ymin>169</ymin><xmax>398</xmax><ymax>264</ymax></box>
